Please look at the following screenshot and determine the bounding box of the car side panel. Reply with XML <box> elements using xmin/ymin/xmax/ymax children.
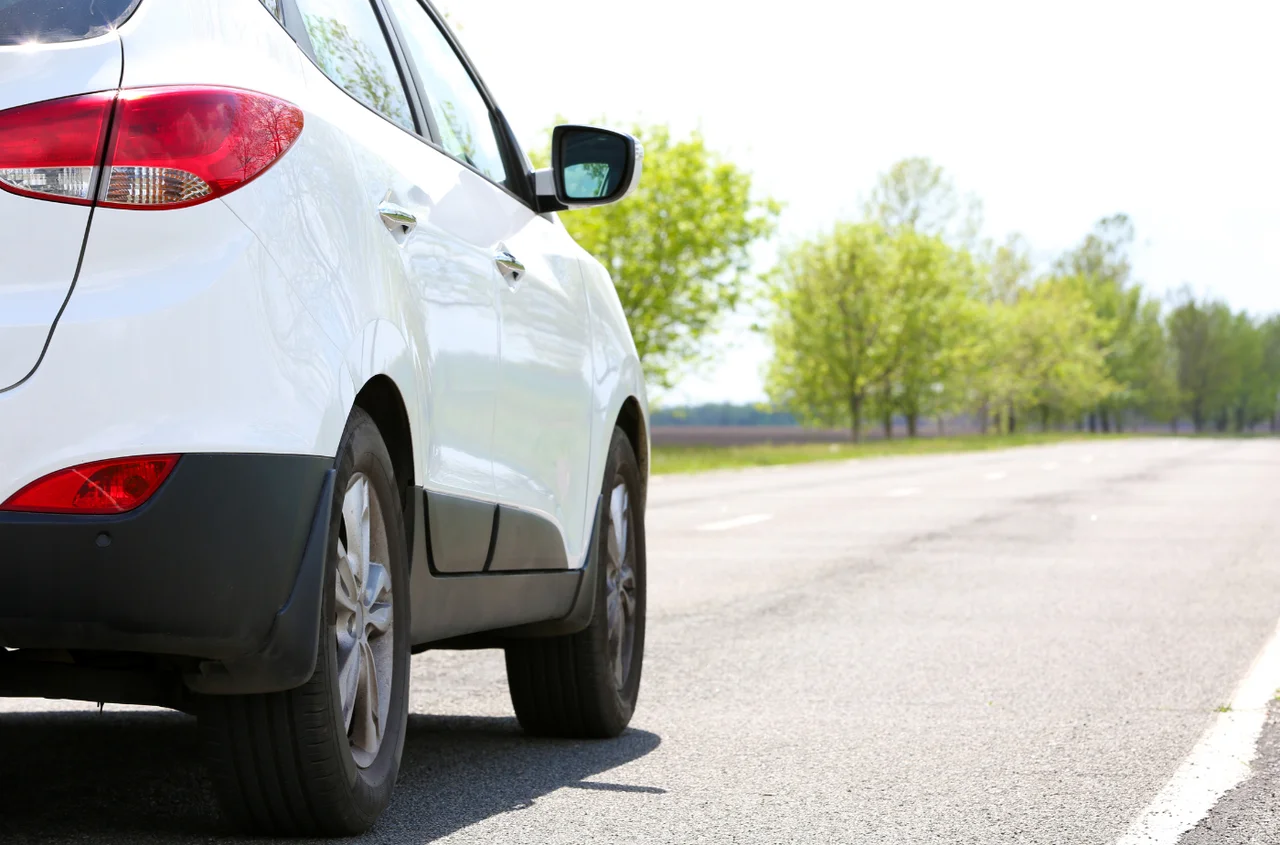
<box><xmin>580</xmin><ymin>250</ymin><xmax>651</xmax><ymax>500</ymax></box>
<box><xmin>491</xmin><ymin>210</ymin><xmax>596</xmax><ymax>570</ymax></box>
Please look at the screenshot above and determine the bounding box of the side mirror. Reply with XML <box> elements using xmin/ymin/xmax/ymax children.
<box><xmin>535</xmin><ymin>125</ymin><xmax>642</xmax><ymax>213</ymax></box>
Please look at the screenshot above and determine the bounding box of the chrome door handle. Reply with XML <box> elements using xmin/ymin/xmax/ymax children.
<box><xmin>494</xmin><ymin>248</ymin><xmax>525</xmax><ymax>284</ymax></box>
<box><xmin>377</xmin><ymin>201</ymin><xmax>417</xmax><ymax>235</ymax></box>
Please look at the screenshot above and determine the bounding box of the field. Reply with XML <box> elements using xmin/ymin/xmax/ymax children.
<box><xmin>650</xmin><ymin>431</ymin><xmax>1117</xmax><ymax>475</ymax></box>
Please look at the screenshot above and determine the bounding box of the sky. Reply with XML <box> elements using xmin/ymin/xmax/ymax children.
<box><xmin>440</xmin><ymin>0</ymin><xmax>1280</xmax><ymax>404</ymax></box>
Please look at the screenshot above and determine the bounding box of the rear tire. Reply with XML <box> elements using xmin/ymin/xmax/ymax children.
<box><xmin>198</xmin><ymin>408</ymin><xmax>410</xmax><ymax>836</ymax></box>
<box><xmin>504</xmin><ymin>427</ymin><xmax>647</xmax><ymax>738</ymax></box>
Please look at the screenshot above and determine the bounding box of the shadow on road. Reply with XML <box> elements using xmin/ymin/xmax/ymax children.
<box><xmin>0</xmin><ymin>709</ymin><xmax>662</xmax><ymax>843</ymax></box>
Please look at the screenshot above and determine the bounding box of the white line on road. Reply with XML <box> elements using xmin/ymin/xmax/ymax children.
<box><xmin>984</xmin><ymin>471</ymin><xmax>1007</xmax><ymax>481</ymax></box>
<box><xmin>1115</xmin><ymin>615</ymin><xmax>1280</xmax><ymax>845</ymax></box>
<box><xmin>696</xmin><ymin>513</ymin><xmax>774</xmax><ymax>532</ymax></box>
<box><xmin>887</xmin><ymin>487</ymin><xmax>921</xmax><ymax>498</ymax></box>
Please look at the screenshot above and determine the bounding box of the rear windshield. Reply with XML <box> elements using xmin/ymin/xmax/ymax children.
<box><xmin>0</xmin><ymin>0</ymin><xmax>142</xmax><ymax>46</ymax></box>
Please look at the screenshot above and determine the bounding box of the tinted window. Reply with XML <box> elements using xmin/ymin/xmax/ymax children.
<box><xmin>382</xmin><ymin>0</ymin><xmax>508</xmax><ymax>185</ymax></box>
<box><xmin>0</xmin><ymin>0</ymin><xmax>141</xmax><ymax>45</ymax></box>
<box><xmin>293</xmin><ymin>0</ymin><xmax>414</xmax><ymax>132</ymax></box>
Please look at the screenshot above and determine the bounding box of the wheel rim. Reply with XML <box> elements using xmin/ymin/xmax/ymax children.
<box><xmin>334</xmin><ymin>472</ymin><xmax>394</xmax><ymax>769</ymax></box>
<box><xmin>605</xmin><ymin>479</ymin><xmax>637</xmax><ymax>690</ymax></box>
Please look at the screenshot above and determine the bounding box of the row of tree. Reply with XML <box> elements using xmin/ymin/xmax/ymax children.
<box><xmin>549</xmin><ymin>124</ymin><xmax>1280</xmax><ymax>439</ymax></box>
<box><xmin>766</xmin><ymin>160</ymin><xmax>1280</xmax><ymax>439</ymax></box>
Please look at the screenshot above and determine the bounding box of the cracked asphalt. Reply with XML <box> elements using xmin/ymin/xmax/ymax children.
<box><xmin>3</xmin><ymin>437</ymin><xmax>1279</xmax><ymax>843</ymax></box>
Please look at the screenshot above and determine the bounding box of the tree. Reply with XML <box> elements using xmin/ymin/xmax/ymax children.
<box><xmin>542</xmin><ymin>123</ymin><xmax>780</xmax><ymax>389</ymax></box>
<box><xmin>864</xmin><ymin>157</ymin><xmax>982</xmax><ymax>245</ymax></box>
<box><xmin>765</xmin><ymin>223</ymin><xmax>902</xmax><ymax>442</ymax></box>
<box><xmin>888</xmin><ymin>228</ymin><xmax>979</xmax><ymax>436</ymax></box>
<box><xmin>1167</xmin><ymin>290</ymin><xmax>1238</xmax><ymax>431</ymax></box>
<box><xmin>1054</xmin><ymin>213</ymin><xmax>1153</xmax><ymax>431</ymax></box>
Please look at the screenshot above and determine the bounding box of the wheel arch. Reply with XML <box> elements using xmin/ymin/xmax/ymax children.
<box><xmin>354</xmin><ymin>374</ymin><xmax>414</xmax><ymax>503</ymax></box>
<box><xmin>616</xmin><ymin>395</ymin><xmax>649</xmax><ymax>485</ymax></box>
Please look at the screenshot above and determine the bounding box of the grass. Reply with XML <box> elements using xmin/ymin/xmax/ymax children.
<box><xmin>650</xmin><ymin>431</ymin><xmax>1127</xmax><ymax>475</ymax></box>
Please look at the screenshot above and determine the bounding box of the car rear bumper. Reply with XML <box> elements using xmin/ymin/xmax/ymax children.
<box><xmin>0</xmin><ymin>453</ymin><xmax>334</xmax><ymax>695</ymax></box>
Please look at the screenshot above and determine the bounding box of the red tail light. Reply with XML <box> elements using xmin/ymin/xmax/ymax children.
<box><xmin>0</xmin><ymin>86</ymin><xmax>303</xmax><ymax>209</ymax></box>
<box><xmin>0</xmin><ymin>91</ymin><xmax>115</xmax><ymax>205</ymax></box>
<box><xmin>0</xmin><ymin>455</ymin><xmax>180</xmax><ymax>515</ymax></box>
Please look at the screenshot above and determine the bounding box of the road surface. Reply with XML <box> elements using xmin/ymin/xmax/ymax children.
<box><xmin>3</xmin><ymin>438</ymin><xmax>1280</xmax><ymax>844</ymax></box>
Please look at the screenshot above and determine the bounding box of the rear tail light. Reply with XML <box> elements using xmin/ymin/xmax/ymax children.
<box><xmin>0</xmin><ymin>455</ymin><xmax>180</xmax><ymax>515</ymax></box>
<box><xmin>0</xmin><ymin>92</ymin><xmax>115</xmax><ymax>204</ymax></box>
<box><xmin>0</xmin><ymin>86</ymin><xmax>302</xmax><ymax>209</ymax></box>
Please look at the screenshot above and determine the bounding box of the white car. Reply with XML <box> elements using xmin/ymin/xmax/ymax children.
<box><xmin>0</xmin><ymin>0</ymin><xmax>649</xmax><ymax>835</ymax></box>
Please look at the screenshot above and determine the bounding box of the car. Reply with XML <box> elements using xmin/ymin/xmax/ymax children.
<box><xmin>0</xmin><ymin>0</ymin><xmax>649</xmax><ymax>835</ymax></box>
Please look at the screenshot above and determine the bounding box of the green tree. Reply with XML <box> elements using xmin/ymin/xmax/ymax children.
<box><xmin>1054</xmin><ymin>213</ymin><xmax>1156</xmax><ymax>431</ymax></box>
<box><xmin>864</xmin><ymin>156</ymin><xmax>982</xmax><ymax>245</ymax></box>
<box><xmin>541</xmin><ymin>123</ymin><xmax>780</xmax><ymax>389</ymax></box>
<box><xmin>888</xmin><ymin>228</ymin><xmax>979</xmax><ymax>436</ymax></box>
<box><xmin>765</xmin><ymin>222</ymin><xmax>902</xmax><ymax>442</ymax></box>
<box><xmin>1167</xmin><ymin>290</ymin><xmax>1238</xmax><ymax>431</ymax></box>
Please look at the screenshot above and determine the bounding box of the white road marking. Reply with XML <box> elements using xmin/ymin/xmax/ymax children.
<box><xmin>1115</xmin><ymin>615</ymin><xmax>1280</xmax><ymax>845</ymax></box>
<box><xmin>1042</xmin><ymin>462</ymin><xmax>1060</xmax><ymax>471</ymax></box>
<box><xmin>887</xmin><ymin>487</ymin><xmax>921</xmax><ymax>498</ymax></box>
<box><xmin>696</xmin><ymin>513</ymin><xmax>774</xmax><ymax>532</ymax></box>
<box><xmin>985</xmin><ymin>471</ymin><xmax>1007</xmax><ymax>481</ymax></box>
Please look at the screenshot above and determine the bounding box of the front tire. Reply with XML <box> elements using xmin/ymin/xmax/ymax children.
<box><xmin>199</xmin><ymin>408</ymin><xmax>410</xmax><ymax>836</ymax></box>
<box><xmin>504</xmin><ymin>427</ymin><xmax>647</xmax><ymax>738</ymax></box>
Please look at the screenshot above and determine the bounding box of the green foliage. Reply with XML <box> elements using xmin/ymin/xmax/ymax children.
<box><xmin>538</xmin><ymin>123</ymin><xmax>780</xmax><ymax>389</ymax></box>
<box><xmin>766</xmin><ymin>159</ymin><xmax>1280</xmax><ymax>439</ymax></box>
<box><xmin>1167</xmin><ymin>290</ymin><xmax>1280</xmax><ymax>432</ymax></box>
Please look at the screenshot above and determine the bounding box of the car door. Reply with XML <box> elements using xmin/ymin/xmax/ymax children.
<box><xmin>286</xmin><ymin>0</ymin><xmax>503</xmax><ymax>571</ymax></box>
<box><xmin>381</xmin><ymin>0</ymin><xmax>597</xmax><ymax>572</ymax></box>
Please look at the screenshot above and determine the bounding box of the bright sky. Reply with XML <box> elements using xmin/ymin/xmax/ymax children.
<box><xmin>442</xmin><ymin>0</ymin><xmax>1280</xmax><ymax>404</ymax></box>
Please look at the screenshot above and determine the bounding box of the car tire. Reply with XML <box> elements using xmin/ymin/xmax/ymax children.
<box><xmin>504</xmin><ymin>426</ymin><xmax>647</xmax><ymax>738</ymax></box>
<box><xmin>198</xmin><ymin>408</ymin><xmax>410</xmax><ymax>836</ymax></box>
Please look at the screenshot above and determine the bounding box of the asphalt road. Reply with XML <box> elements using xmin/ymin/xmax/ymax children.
<box><xmin>3</xmin><ymin>438</ymin><xmax>1280</xmax><ymax>844</ymax></box>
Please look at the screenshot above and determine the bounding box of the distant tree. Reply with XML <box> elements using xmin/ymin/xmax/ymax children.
<box><xmin>864</xmin><ymin>157</ymin><xmax>982</xmax><ymax>245</ymax></box>
<box><xmin>888</xmin><ymin>228</ymin><xmax>979</xmax><ymax>436</ymax></box>
<box><xmin>765</xmin><ymin>222</ymin><xmax>902</xmax><ymax>442</ymax></box>
<box><xmin>537</xmin><ymin>123</ymin><xmax>780</xmax><ymax>390</ymax></box>
<box><xmin>1167</xmin><ymin>290</ymin><xmax>1238</xmax><ymax>431</ymax></box>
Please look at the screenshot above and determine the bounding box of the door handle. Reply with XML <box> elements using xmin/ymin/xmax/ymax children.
<box><xmin>494</xmin><ymin>247</ymin><xmax>525</xmax><ymax>285</ymax></box>
<box><xmin>377</xmin><ymin>201</ymin><xmax>417</xmax><ymax>236</ymax></box>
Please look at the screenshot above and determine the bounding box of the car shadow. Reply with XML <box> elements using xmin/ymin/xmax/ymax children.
<box><xmin>0</xmin><ymin>709</ymin><xmax>663</xmax><ymax>844</ymax></box>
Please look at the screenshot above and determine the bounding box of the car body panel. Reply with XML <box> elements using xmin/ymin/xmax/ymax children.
<box><xmin>0</xmin><ymin>33</ymin><xmax>123</xmax><ymax>390</ymax></box>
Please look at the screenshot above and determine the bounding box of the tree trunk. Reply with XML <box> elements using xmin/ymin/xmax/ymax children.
<box><xmin>937</xmin><ymin>415</ymin><xmax>945</xmax><ymax>437</ymax></box>
<box><xmin>1040</xmin><ymin>405</ymin><xmax>1051</xmax><ymax>432</ymax></box>
<box><xmin>980</xmin><ymin>401</ymin><xmax>990</xmax><ymax>435</ymax></box>
<box><xmin>1115</xmin><ymin>411</ymin><xmax>1124</xmax><ymax>434</ymax></box>
<box><xmin>1171</xmin><ymin>417</ymin><xmax>1178</xmax><ymax>434</ymax></box>
<box><xmin>907</xmin><ymin>412</ymin><xmax>918</xmax><ymax>438</ymax></box>
<box><xmin>849</xmin><ymin>393</ymin><xmax>863</xmax><ymax>444</ymax></box>
<box><xmin>882</xmin><ymin>411</ymin><xmax>893</xmax><ymax>440</ymax></box>
<box><xmin>1088</xmin><ymin>412</ymin><xmax>1098</xmax><ymax>433</ymax></box>
<box><xmin>1100</xmin><ymin>409</ymin><xmax>1111</xmax><ymax>433</ymax></box>
<box><xmin>1236</xmin><ymin>406</ymin><xmax>1246</xmax><ymax>433</ymax></box>
<box><xmin>1008</xmin><ymin>405</ymin><xmax>1017</xmax><ymax>434</ymax></box>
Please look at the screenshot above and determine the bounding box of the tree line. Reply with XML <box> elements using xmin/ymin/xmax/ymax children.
<box><xmin>549</xmin><ymin>124</ymin><xmax>1280</xmax><ymax>440</ymax></box>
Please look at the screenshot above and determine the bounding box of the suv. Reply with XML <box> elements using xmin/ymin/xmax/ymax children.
<box><xmin>0</xmin><ymin>0</ymin><xmax>649</xmax><ymax>835</ymax></box>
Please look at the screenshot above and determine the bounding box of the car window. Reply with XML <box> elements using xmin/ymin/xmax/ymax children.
<box><xmin>382</xmin><ymin>0</ymin><xmax>508</xmax><ymax>186</ymax></box>
<box><xmin>292</xmin><ymin>0</ymin><xmax>415</xmax><ymax>133</ymax></box>
<box><xmin>0</xmin><ymin>0</ymin><xmax>141</xmax><ymax>45</ymax></box>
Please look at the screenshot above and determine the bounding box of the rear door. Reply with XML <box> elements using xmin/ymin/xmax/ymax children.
<box><xmin>381</xmin><ymin>0</ymin><xmax>598</xmax><ymax>571</ymax></box>
<box><xmin>287</xmin><ymin>0</ymin><xmax>504</xmax><ymax>570</ymax></box>
<box><xmin>0</xmin><ymin>2</ymin><xmax>134</xmax><ymax>389</ymax></box>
